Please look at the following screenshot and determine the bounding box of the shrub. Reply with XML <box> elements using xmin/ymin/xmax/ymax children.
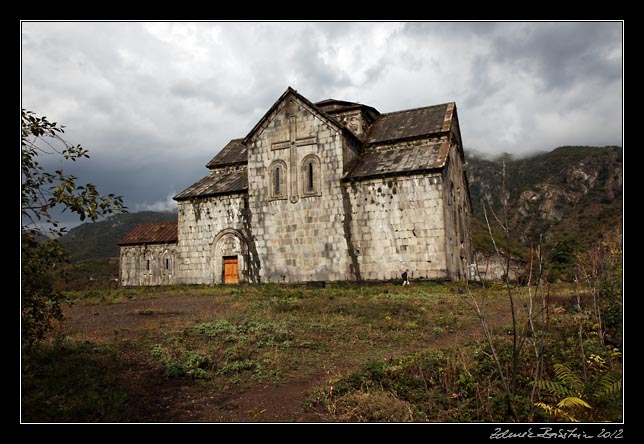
<box><xmin>333</xmin><ymin>390</ymin><xmax>415</xmax><ymax>422</ymax></box>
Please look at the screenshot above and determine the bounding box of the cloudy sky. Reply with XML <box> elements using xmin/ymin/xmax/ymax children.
<box><xmin>21</xmin><ymin>21</ymin><xmax>623</xmax><ymax>229</ymax></box>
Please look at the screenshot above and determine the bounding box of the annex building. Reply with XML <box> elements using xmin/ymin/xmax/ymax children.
<box><xmin>118</xmin><ymin>87</ymin><xmax>472</xmax><ymax>286</ymax></box>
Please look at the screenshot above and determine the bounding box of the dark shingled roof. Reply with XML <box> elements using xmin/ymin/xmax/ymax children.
<box><xmin>176</xmin><ymin>90</ymin><xmax>459</xmax><ymax>198</ymax></box>
<box><xmin>206</xmin><ymin>138</ymin><xmax>248</xmax><ymax>168</ymax></box>
<box><xmin>118</xmin><ymin>222</ymin><xmax>178</xmax><ymax>246</ymax></box>
<box><xmin>346</xmin><ymin>141</ymin><xmax>450</xmax><ymax>180</ymax></box>
<box><xmin>365</xmin><ymin>103</ymin><xmax>453</xmax><ymax>145</ymax></box>
<box><xmin>173</xmin><ymin>168</ymin><xmax>248</xmax><ymax>201</ymax></box>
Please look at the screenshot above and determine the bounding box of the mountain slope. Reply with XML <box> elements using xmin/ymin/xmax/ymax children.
<box><xmin>465</xmin><ymin>146</ymin><xmax>623</xmax><ymax>275</ymax></box>
<box><xmin>59</xmin><ymin>211</ymin><xmax>178</xmax><ymax>261</ymax></box>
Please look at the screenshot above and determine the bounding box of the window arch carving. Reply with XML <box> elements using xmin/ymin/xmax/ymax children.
<box><xmin>269</xmin><ymin>160</ymin><xmax>288</xmax><ymax>200</ymax></box>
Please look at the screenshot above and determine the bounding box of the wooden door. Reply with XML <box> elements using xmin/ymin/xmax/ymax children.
<box><xmin>223</xmin><ymin>256</ymin><xmax>239</xmax><ymax>284</ymax></box>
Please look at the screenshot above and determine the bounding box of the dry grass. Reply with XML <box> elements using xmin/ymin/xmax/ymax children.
<box><xmin>24</xmin><ymin>281</ymin><xmax>602</xmax><ymax>422</ymax></box>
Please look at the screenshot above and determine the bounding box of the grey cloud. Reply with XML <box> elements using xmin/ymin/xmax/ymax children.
<box><xmin>463</xmin><ymin>54</ymin><xmax>505</xmax><ymax>109</ymax></box>
<box><xmin>21</xmin><ymin>21</ymin><xmax>622</xmax><ymax>227</ymax></box>
<box><xmin>402</xmin><ymin>21</ymin><xmax>499</xmax><ymax>38</ymax></box>
<box><xmin>290</xmin><ymin>33</ymin><xmax>352</xmax><ymax>92</ymax></box>
<box><xmin>490</xmin><ymin>22</ymin><xmax>622</xmax><ymax>91</ymax></box>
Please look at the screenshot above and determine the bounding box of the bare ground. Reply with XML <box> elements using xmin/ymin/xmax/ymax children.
<box><xmin>57</xmin><ymin>290</ymin><xmax>513</xmax><ymax>423</ymax></box>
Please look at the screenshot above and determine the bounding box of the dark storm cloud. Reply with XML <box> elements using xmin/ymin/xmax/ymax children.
<box><xmin>21</xmin><ymin>21</ymin><xmax>622</xmax><ymax>230</ymax></box>
<box><xmin>490</xmin><ymin>22</ymin><xmax>622</xmax><ymax>91</ymax></box>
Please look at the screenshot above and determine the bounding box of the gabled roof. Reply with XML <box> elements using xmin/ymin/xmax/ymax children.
<box><xmin>173</xmin><ymin>168</ymin><xmax>247</xmax><ymax>201</ymax></box>
<box><xmin>118</xmin><ymin>222</ymin><xmax>178</xmax><ymax>246</ymax></box>
<box><xmin>206</xmin><ymin>138</ymin><xmax>247</xmax><ymax>168</ymax></box>
<box><xmin>365</xmin><ymin>102</ymin><xmax>454</xmax><ymax>145</ymax></box>
<box><xmin>174</xmin><ymin>89</ymin><xmax>462</xmax><ymax>199</ymax></box>
<box><xmin>346</xmin><ymin>141</ymin><xmax>450</xmax><ymax>180</ymax></box>
<box><xmin>242</xmin><ymin>86</ymin><xmax>362</xmax><ymax>146</ymax></box>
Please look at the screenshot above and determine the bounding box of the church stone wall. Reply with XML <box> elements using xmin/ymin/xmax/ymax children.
<box><xmin>175</xmin><ymin>194</ymin><xmax>249</xmax><ymax>285</ymax></box>
<box><xmin>441</xmin><ymin>141</ymin><xmax>473</xmax><ymax>280</ymax></box>
<box><xmin>119</xmin><ymin>243</ymin><xmax>176</xmax><ymax>286</ymax></box>
<box><xmin>247</xmin><ymin>96</ymin><xmax>354</xmax><ymax>283</ymax></box>
<box><xmin>344</xmin><ymin>172</ymin><xmax>449</xmax><ymax>281</ymax></box>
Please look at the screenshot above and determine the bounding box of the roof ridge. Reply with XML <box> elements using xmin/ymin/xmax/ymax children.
<box><xmin>378</xmin><ymin>102</ymin><xmax>453</xmax><ymax>117</ymax></box>
<box><xmin>315</xmin><ymin>98</ymin><xmax>361</xmax><ymax>105</ymax></box>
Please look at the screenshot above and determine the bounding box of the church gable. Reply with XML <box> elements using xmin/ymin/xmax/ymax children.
<box><xmin>245</xmin><ymin>87</ymin><xmax>361</xmax><ymax>205</ymax></box>
<box><xmin>243</xmin><ymin>87</ymin><xmax>355</xmax><ymax>146</ymax></box>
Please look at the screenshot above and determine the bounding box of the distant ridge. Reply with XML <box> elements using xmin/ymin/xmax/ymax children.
<box><xmin>58</xmin><ymin>211</ymin><xmax>177</xmax><ymax>261</ymax></box>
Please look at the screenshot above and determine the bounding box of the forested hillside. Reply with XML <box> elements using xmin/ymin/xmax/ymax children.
<box><xmin>466</xmin><ymin>145</ymin><xmax>622</xmax><ymax>279</ymax></box>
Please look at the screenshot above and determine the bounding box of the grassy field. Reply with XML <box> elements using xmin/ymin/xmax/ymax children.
<box><xmin>21</xmin><ymin>281</ymin><xmax>622</xmax><ymax>423</ymax></box>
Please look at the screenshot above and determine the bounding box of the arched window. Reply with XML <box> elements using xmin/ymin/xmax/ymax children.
<box><xmin>269</xmin><ymin>160</ymin><xmax>287</xmax><ymax>200</ymax></box>
<box><xmin>275</xmin><ymin>166</ymin><xmax>281</xmax><ymax>195</ymax></box>
<box><xmin>301</xmin><ymin>154</ymin><xmax>321</xmax><ymax>197</ymax></box>
<box><xmin>307</xmin><ymin>161</ymin><xmax>314</xmax><ymax>192</ymax></box>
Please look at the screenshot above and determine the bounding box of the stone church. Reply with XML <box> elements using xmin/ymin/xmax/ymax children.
<box><xmin>118</xmin><ymin>87</ymin><xmax>472</xmax><ymax>286</ymax></box>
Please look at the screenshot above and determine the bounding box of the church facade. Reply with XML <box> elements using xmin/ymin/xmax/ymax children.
<box><xmin>118</xmin><ymin>87</ymin><xmax>472</xmax><ymax>286</ymax></box>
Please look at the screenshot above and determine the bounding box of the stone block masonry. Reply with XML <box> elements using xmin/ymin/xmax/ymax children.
<box><xmin>120</xmin><ymin>243</ymin><xmax>177</xmax><ymax>286</ymax></box>
<box><xmin>344</xmin><ymin>173</ymin><xmax>448</xmax><ymax>281</ymax></box>
<box><xmin>175</xmin><ymin>195</ymin><xmax>248</xmax><ymax>285</ymax></box>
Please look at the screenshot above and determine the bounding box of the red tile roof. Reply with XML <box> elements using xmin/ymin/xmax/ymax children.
<box><xmin>117</xmin><ymin>222</ymin><xmax>178</xmax><ymax>246</ymax></box>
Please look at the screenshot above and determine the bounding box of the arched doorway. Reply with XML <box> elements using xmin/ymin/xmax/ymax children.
<box><xmin>212</xmin><ymin>229</ymin><xmax>249</xmax><ymax>284</ymax></box>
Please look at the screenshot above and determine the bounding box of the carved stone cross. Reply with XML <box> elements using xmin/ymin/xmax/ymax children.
<box><xmin>271</xmin><ymin>98</ymin><xmax>316</xmax><ymax>203</ymax></box>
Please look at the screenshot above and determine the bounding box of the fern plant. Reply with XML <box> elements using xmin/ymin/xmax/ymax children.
<box><xmin>533</xmin><ymin>359</ymin><xmax>621</xmax><ymax>422</ymax></box>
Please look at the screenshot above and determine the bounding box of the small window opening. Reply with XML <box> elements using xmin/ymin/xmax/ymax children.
<box><xmin>274</xmin><ymin>166</ymin><xmax>281</xmax><ymax>195</ymax></box>
<box><xmin>307</xmin><ymin>161</ymin><xmax>314</xmax><ymax>191</ymax></box>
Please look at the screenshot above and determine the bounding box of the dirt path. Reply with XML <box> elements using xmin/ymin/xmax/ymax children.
<box><xmin>58</xmin><ymin>291</ymin><xmax>510</xmax><ymax>423</ymax></box>
<box><xmin>127</xmin><ymin>373</ymin><xmax>327</xmax><ymax>423</ymax></box>
<box><xmin>59</xmin><ymin>295</ymin><xmax>332</xmax><ymax>422</ymax></box>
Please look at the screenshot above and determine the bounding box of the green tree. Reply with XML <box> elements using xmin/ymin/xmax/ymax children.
<box><xmin>21</xmin><ymin>109</ymin><xmax>127</xmax><ymax>349</ymax></box>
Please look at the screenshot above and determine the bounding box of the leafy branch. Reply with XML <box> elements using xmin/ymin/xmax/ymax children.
<box><xmin>21</xmin><ymin>109</ymin><xmax>127</xmax><ymax>349</ymax></box>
